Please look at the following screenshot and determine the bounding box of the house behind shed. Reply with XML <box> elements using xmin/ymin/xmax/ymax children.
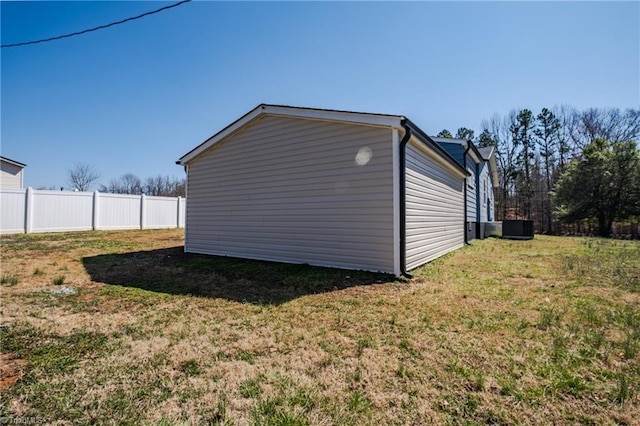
<box><xmin>477</xmin><ymin>146</ymin><xmax>499</xmax><ymax>230</ymax></box>
<box><xmin>0</xmin><ymin>156</ymin><xmax>26</xmax><ymax>190</ymax></box>
<box><xmin>432</xmin><ymin>138</ymin><xmax>499</xmax><ymax>240</ymax></box>
<box><xmin>177</xmin><ymin>104</ymin><xmax>468</xmax><ymax>276</ymax></box>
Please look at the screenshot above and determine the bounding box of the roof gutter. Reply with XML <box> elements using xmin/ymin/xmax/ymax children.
<box><xmin>398</xmin><ymin>121</ymin><xmax>413</xmax><ymax>279</ymax></box>
<box><xmin>403</xmin><ymin>120</ymin><xmax>468</xmax><ymax>177</ymax></box>
<box><xmin>397</xmin><ymin>121</ymin><xmax>470</xmax><ymax>278</ymax></box>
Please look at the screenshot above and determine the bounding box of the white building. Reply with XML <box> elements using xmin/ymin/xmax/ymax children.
<box><xmin>0</xmin><ymin>156</ymin><xmax>26</xmax><ymax>189</ymax></box>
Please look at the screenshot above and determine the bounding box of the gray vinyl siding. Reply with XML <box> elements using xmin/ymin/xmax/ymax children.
<box><xmin>405</xmin><ymin>140</ymin><xmax>465</xmax><ymax>271</ymax></box>
<box><xmin>478</xmin><ymin>162</ymin><xmax>493</xmax><ymax>222</ymax></box>
<box><xmin>436</xmin><ymin>142</ymin><xmax>476</xmax><ymax>223</ymax></box>
<box><xmin>465</xmin><ymin>153</ymin><xmax>477</xmax><ymax>223</ymax></box>
<box><xmin>185</xmin><ymin>115</ymin><xmax>395</xmax><ymax>273</ymax></box>
<box><xmin>0</xmin><ymin>161</ymin><xmax>23</xmax><ymax>189</ymax></box>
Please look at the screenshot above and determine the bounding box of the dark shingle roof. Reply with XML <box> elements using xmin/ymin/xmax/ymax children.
<box><xmin>477</xmin><ymin>146</ymin><xmax>495</xmax><ymax>161</ymax></box>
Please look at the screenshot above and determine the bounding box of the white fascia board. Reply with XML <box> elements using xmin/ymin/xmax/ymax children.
<box><xmin>467</xmin><ymin>148</ymin><xmax>482</xmax><ymax>164</ymax></box>
<box><xmin>177</xmin><ymin>104</ymin><xmax>404</xmax><ymax>165</ymax></box>
<box><xmin>177</xmin><ymin>105</ymin><xmax>265</xmax><ymax>165</ymax></box>
<box><xmin>431</xmin><ymin>137</ymin><xmax>468</xmax><ymax>144</ymax></box>
<box><xmin>478</xmin><ymin>146</ymin><xmax>499</xmax><ymax>186</ymax></box>
<box><xmin>489</xmin><ymin>155</ymin><xmax>500</xmax><ymax>188</ymax></box>
<box><xmin>262</xmin><ymin>105</ymin><xmax>404</xmax><ymax>129</ymax></box>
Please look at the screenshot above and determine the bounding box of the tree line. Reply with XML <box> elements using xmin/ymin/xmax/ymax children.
<box><xmin>63</xmin><ymin>106</ymin><xmax>639</xmax><ymax>238</ymax></box>
<box><xmin>438</xmin><ymin>106</ymin><xmax>640</xmax><ymax>238</ymax></box>
<box><xmin>65</xmin><ymin>163</ymin><xmax>186</xmax><ymax>197</ymax></box>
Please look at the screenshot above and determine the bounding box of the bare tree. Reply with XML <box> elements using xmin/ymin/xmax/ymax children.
<box><xmin>480</xmin><ymin>105</ymin><xmax>640</xmax><ymax>236</ymax></box>
<box><xmin>120</xmin><ymin>173</ymin><xmax>143</xmax><ymax>194</ymax></box>
<box><xmin>67</xmin><ymin>162</ymin><xmax>100</xmax><ymax>191</ymax></box>
<box><xmin>552</xmin><ymin>105</ymin><xmax>578</xmax><ymax>170</ymax></box>
<box><xmin>99</xmin><ymin>173</ymin><xmax>185</xmax><ymax>196</ymax></box>
<box><xmin>569</xmin><ymin>107</ymin><xmax>640</xmax><ymax>148</ymax></box>
<box><xmin>99</xmin><ymin>173</ymin><xmax>143</xmax><ymax>194</ymax></box>
<box><xmin>144</xmin><ymin>175</ymin><xmax>186</xmax><ymax>197</ymax></box>
<box><xmin>482</xmin><ymin>111</ymin><xmax>520</xmax><ymax>220</ymax></box>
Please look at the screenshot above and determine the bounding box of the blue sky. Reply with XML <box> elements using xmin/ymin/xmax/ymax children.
<box><xmin>2</xmin><ymin>1</ymin><xmax>638</xmax><ymax>190</ymax></box>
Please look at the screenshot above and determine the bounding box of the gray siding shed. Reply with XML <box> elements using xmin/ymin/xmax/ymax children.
<box><xmin>185</xmin><ymin>114</ymin><xmax>395</xmax><ymax>272</ymax></box>
<box><xmin>178</xmin><ymin>105</ymin><xmax>468</xmax><ymax>276</ymax></box>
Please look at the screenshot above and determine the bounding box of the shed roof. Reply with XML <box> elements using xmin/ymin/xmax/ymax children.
<box><xmin>0</xmin><ymin>156</ymin><xmax>26</xmax><ymax>168</ymax></box>
<box><xmin>177</xmin><ymin>104</ymin><xmax>467</xmax><ymax>176</ymax></box>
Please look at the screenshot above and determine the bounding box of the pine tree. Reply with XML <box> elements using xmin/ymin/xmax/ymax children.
<box><xmin>554</xmin><ymin>139</ymin><xmax>640</xmax><ymax>237</ymax></box>
<box><xmin>535</xmin><ymin>108</ymin><xmax>560</xmax><ymax>233</ymax></box>
<box><xmin>510</xmin><ymin>109</ymin><xmax>536</xmax><ymax>218</ymax></box>
<box><xmin>436</xmin><ymin>129</ymin><xmax>453</xmax><ymax>138</ymax></box>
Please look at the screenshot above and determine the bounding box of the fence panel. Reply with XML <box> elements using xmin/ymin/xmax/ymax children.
<box><xmin>145</xmin><ymin>196</ymin><xmax>180</xmax><ymax>229</ymax></box>
<box><xmin>0</xmin><ymin>189</ymin><xmax>185</xmax><ymax>234</ymax></box>
<box><xmin>98</xmin><ymin>193</ymin><xmax>141</xmax><ymax>230</ymax></box>
<box><xmin>31</xmin><ymin>190</ymin><xmax>93</xmax><ymax>232</ymax></box>
<box><xmin>179</xmin><ymin>197</ymin><xmax>185</xmax><ymax>228</ymax></box>
<box><xmin>0</xmin><ymin>189</ymin><xmax>26</xmax><ymax>234</ymax></box>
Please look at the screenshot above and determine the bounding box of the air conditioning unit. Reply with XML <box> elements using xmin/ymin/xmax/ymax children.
<box><xmin>484</xmin><ymin>221</ymin><xmax>502</xmax><ymax>238</ymax></box>
<box><xmin>502</xmin><ymin>220</ymin><xmax>534</xmax><ymax>240</ymax></box>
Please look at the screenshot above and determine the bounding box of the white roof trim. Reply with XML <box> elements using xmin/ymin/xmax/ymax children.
<box><xmin>477</xmin><ymin>146</ymin><xmax>499</xmax><ymax>187</ymax></box>
<box><xmin>263</xmin><ymin>105</ymin><xmax>403</xmax><ymax>128</ymax></box>
<box><xmin>468</xmin><ymin>149</ymin><xmax>482</xmax><ymax>164</ymax></box>
<box><xmin>431</xmin><ymin>137</ymin><xmax>467</xmax><ymax>144</ymax></box>
<box><xmin>178</xmin><ymin>104</ymin><xmax>404</xmax><ymax>165</ymax></box>
<box><xmin>488</xmin><ymin>154</ymin><xmax>499</xmax><ymax>188</ymax></box>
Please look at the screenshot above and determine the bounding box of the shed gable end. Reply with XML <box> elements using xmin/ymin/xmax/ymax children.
<box><xmin>185</xmin><ymin>115</ymin><xmax>396</xmax><ymax>273</ymax></box>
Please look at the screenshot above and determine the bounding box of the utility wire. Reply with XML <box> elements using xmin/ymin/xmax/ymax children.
<box><xmin>1</xmin><ymin>0</ymin><xmax>191</xmax><ymax>49</ymax></box>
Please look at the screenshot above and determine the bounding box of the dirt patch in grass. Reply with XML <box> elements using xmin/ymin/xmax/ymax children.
<box><xmin>1</xmin><ymin>230</ymin><xmax>638</xmax><ymax>424</ymax></box>
<box><xmin>0</xmin><ymin>354</ymin><xmax>26</xmax><ymax>390</ymax></box>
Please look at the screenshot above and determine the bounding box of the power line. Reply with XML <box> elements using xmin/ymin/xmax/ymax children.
<box><xmin>1</xmin><ymin>0</ymin><xmax>192</xmax><ymax>49</ymax></box>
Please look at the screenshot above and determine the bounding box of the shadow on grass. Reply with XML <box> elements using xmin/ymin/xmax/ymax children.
<box><xmin>82</xmin><ymin>247</ymin><xmax>395</xmax><ymax>305</ymax></box>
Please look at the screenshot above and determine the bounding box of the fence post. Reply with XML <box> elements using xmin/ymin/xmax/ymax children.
<box><xmin>140</xmin><ymin>194</ymin><xmax>146</xmax><ymax>229</ymax></box>
<box><xmin>92</xmin><ymin>191</ymin><xmax>99</xmax><ymax>231</ymax></box>
<box><xmin>177</xmin><ymin>196</ymin><xmax>183</xmax><ymax>228</ymax></box>
<box><xmin>24</xmin><ymin>187</ymin><xmax>33</xmax><ymax>234</ymax></box>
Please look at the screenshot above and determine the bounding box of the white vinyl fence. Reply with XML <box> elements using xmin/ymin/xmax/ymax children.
<box><xmin>1</xmin><ymin>188</ymin><xmax>185</xmax><ymax>234</ymax></box>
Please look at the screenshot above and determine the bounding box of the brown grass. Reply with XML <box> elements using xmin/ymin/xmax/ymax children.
<box><xmin>0</xmin><ymin>229</ymin><xmax>638</xmax><ymax>424</ymax></box>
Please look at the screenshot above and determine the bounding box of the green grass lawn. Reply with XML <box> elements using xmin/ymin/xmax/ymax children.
<box><xmin>0</xmin><ymin>230</ymin><xmax>638</xmax><ymax>425</ymax></box>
